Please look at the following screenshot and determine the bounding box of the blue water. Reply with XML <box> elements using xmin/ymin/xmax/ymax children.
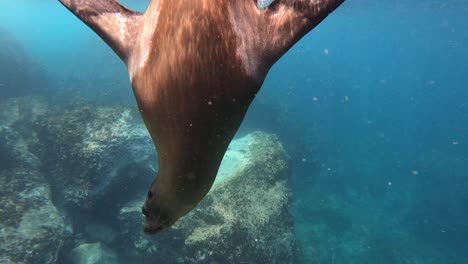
<box><xmin>1</xmin><ymin>0</ymin><xmax>467</xmax><ymax>263</ymax></box>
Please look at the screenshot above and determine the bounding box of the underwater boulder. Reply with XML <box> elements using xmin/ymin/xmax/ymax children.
<box><xmin>0</xmin><ymin>96</ymin><xmax>49</xmax><ymax>128</ymax></box>
<box><xmin>83</xmin><ymin>223</ymin><xmax>118</xmax><ymax>244</ymax></box>
<box><xmin>117</xmin><ymin>131</ymin><xmax>297</xmax><ymax>263</ymax></box>
<box><xmin>0</xmin><ymin>126</ymin><xmax>41</xmax><ymax>170</ymax></box>
<box><xmin>69</xmin><ymin>242</ymin><xmax>119</xmax><ymax>264</ymax></box>
<box><xmin>0</xmin><ymin>168</ymin><xmax>65</xmax><ymax>264</ymax></box>
<box><xmin>35</xmin><ymin>104</ymin><xmax>156</xmax><ymax>211</ymax></box>
<box><xmin>0</xmin><ymin>97</ymin><xmax>48</xmax><ymax>171</ymax></box>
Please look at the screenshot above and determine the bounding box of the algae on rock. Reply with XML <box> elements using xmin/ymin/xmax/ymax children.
<box><xmin>0</xmin><ymin>97</ymin><xmax>65</xmax><ymax>264</ymax></box>
<box><xmin>0</xmin><ymin>169</ymin><xmax>65</xmax><ymax>264</ymax></box>
<box><xmin>0</xmin><ymin>97</ymin><xmax>48</xmax><ymax>170</ymax></box>
<box><xmin>35</xmin><ymin>104</ymin><xmax>156</xmax><ymax>209</ymax></box>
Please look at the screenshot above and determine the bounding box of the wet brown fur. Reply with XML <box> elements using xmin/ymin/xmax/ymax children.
<box><xmin>133</xmin><ymin>1</ymin><xmax>263</xmax><ymax>232</ymax></box>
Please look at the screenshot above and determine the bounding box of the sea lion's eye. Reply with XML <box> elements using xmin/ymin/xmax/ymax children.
<box><xmin>147</xmin><ymin>190</ymin><xmax>153</xmax><ymax>198</ymax></box>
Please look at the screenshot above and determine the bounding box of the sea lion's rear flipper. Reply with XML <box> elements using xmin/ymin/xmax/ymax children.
<box><xmin>256</xmin><ymin>0</ymin><xmax>345</xmax><ymax>63</ymax></box>
<box><xmin>59</xmin><ymin>0</ymin><xmax>142</xmax><ymax>63</ymax></box>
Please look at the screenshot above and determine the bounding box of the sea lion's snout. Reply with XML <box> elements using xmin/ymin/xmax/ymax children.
<box><xmin>142</xmin><ymin>206</ymin><xmax>168</xmax><ymax>234</ymax></box>
<box><xmin>141</xmin><ymin>188</ymin><xmax>174</xmax><ymax>234</ymax></box>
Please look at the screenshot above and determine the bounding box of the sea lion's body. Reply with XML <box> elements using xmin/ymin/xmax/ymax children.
<box><xmin>133</xmin><ymin>1</ymin><xmax>263</xmax><ymax>232</ymax></box>
<box><xmin>59</xmin><ymin>0</ymin><xmax>345</xmax><ymax>233</ymax></box>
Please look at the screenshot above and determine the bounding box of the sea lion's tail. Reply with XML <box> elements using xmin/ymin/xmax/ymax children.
<box><xmin>59</xmin><ymin>0</ymin><xmax>142</xmax><ymax>63</ymax></box>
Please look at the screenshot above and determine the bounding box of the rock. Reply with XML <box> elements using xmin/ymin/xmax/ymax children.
<box><xmin>0</xmin><ymin>96</ymin><xmax>49</xmax><ymax>128</ymax></box>
<box><xmin>0</xmin><ymin>97</ymin><xmax>66</xmax><ymax>264</ymax></box>
<box><xmin>0</xmin><ymin>168</ymin><xmax>65</xmax><ymax>264</ymax></box>
<box><xmin>69</xmin><ymin>242</ymin><xmax>119</xmax><ymax>264</ymax></box>
<box><xmin>117</xmin><ymin>131</ymin><xmax>297</xmax><ymax>263</ymax></box>
<box><xmin>84</xmin><ymin>223</ymin><xmax>117</xmax><ymax>244</ymax></box>
<box><xmin>0</xmin><ymin>97</ymin><xmax>297</xmax><ymax>263</ymax></box>
<box><xmin>35</xmin><ymin>104</ymin><xmax>156</xmax><ymax>210</ymax></box>
<box><xmin>0</xmin><ymin>97</ymin><xmax>48</xmax><ymax>171</ymax></box>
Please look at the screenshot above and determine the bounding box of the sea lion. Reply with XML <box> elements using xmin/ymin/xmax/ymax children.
<box><xmin>59</xmin><ymin>0</ymin><xmax>345</xmax><ymax>234</ymax></box>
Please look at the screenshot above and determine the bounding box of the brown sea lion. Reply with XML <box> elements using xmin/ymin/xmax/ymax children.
<box><xmin>59</xmin><ymin>0</ymin><xmax>345</xmax><ymax>234</ymax></box>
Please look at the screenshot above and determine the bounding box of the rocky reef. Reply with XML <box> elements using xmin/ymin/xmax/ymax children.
<box><xmin>0</xmin><ymin>96</ymin><xmax>297</xmax><ymax>263</ymax></box>
<box><xmin>0</xmin><ymin>97</ymin><xmax>65</xmax><ymax>264</ymax></box>
<box><xmin>0</xmin><ymin>169</ymin><xmax>66</xmax><ymax>264</ymax></box>
<box><xmin>35</xmin><ymin>103</ymin><xmax>155</xmax><ymax>211</ymax></box>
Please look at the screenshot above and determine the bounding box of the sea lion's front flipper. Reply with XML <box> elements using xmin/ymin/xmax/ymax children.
<box><xmin>59</xmin><ymin>0</ymin><xmax>142</xmax><ymax>63</ymax></box>
<box><xmin>257</xmin><ymin>0</ymin><xmax>345</xmax><ymax>64</ymax></box>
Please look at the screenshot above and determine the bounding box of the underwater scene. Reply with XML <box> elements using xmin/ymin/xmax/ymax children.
<box><xmin>1</xmin><ymin>0</ymin><xmax>467</xmax><ymax>263</ymax></box>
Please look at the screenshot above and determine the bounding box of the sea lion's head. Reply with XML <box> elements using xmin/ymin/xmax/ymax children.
<box><xmin>141</xmin><ymin>176</ymin><xmax>196</xmax><ymax>234</ymax></box>
<box><xmin>141</xmin><ymin>169</ymin><xmax>212</xmax><ymax>234</ymax></box>
<box><xmin>141</xmin><ymin>188</ymin><xmax>175</xmax><ymax>234</ymax></box>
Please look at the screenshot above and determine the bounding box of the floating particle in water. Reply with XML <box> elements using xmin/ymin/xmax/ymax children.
<box><xmin>343</xmin><ymin>95</ymin><xmax>349</xmax><ymax>102</ymax></box>
<box><xmin>411</xmin><ymin>170</ymin><xmax>419</xmax><ymax>175</ymax></box>
<box><xmin>387</xmin><ymin>181</ymin><xmax>392</xmax><ymax>186</ymax></box>
<box><xmin>301</xmin><ymin>158</ymin><xmax>307</xmax><ymax>163</ymax></box>
<box><xmin>324</xmin><ymin>49</ymin><xmax>329</xmax><ymax>55</ymax></box>
<box><xmin>207</xmin><ymin>100</ymin><xmax>213</xmax><ymax>105</ymax></box>
<box><xmin>452</xmin><ymin>140</ymin><xmax>459</xmax><ymax>145</ymax></box>
<box><xmin>312</xmin><ymin>97</ymin><xmax>318</xmax><ymax>102</ymax></box>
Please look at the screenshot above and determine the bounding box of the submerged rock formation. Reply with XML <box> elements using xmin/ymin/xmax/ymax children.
<box><xmin>0</xmin><ymin>97</ymin><xmax>65</xmax><ymax>264</ymax></box>
<box><xmin>69</xmin><ymin>242</ymin><xmax>119</xmax><ymax>264</ymax></box>
<box><xmin>0</xmin><ymin>169</ymin><xmax>66</xmax><ymax>264</ymax></box>
<box><xmin>118</xmin><ymin>132</ymin><xmax>296</xmax><ymax>263</ymax></box>
<box><xmin>35</xmin><ymin>104</ymin><xmax>155</xmax><ymax>210</ymax></box>
<box><xmin>0</xmin><ymin>97</ymin><xmax>48</xmax><ymax>170</ymax></box>
<box><xmin>0</xmin><ymin>97</ymin><xmax>297</xmax><ymax>263</ymax></box>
